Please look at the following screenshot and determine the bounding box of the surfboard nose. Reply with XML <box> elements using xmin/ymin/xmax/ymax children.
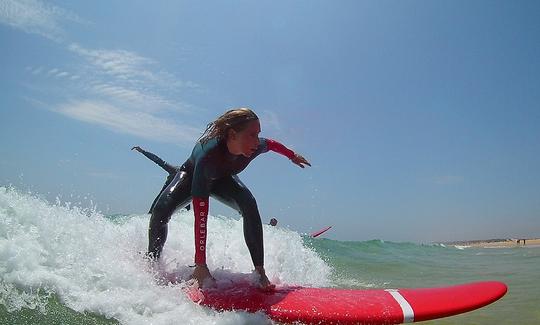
<box><xmin>398</xmin><ymin>281</ymin><xmax>508</xmax><ymax>322</ymax></box>
<box><xmin>478</xmin><ymin>281</ymin><xmax>508</xmax><ymax>302</ymax></box>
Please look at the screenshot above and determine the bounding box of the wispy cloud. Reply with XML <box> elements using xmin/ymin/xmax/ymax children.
<box><xmin>55</xmin><ymin>71</ymin><xmax>69</xmax><ymax>78</ymax></box>
<box><xmin>25</xmin><ymin>55</ymin><xmax>201</xmax><ymax>144</ymax></box>
<box><xmin>68</xmin><ymin>43</ymin><xmax>199</xmax><ymax>91</ymax></box>
<box><xmin>68</xmin><ymin>44</ymin><xmax>159</xmax><ymax>83</ymax></box>
<box><xmin>67</xmin><ymin>43</ymin><xmax>199</xmax><ymax>114</ymax></box>
<box><xmin>25</xmin><ymin>66</ymin><xmax>43</xmax><ymax>75</ymax></box>
<box><xmin>54</xmin><ymin>100</ymin><xmax>201</xmax><ymax>145</ymax></box>
<box><xmin>88</xmin><ymin>83</ymin><xmax>178</xmax><ymax>113</ymax></box>
<box><xmin>9</xmin><ymin>2</ymin><xmax>204</xmax><ymax>146</ymax></box>
<box><xmin>0</xmin><ymin>0</ymin><xmax>84</xmax><ymax>41</ymax></box>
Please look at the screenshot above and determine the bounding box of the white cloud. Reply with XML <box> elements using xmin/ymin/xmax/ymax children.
<box><xmin>25</xmin><ymin>66</ymin><xmax>43</xmax><ymax>75</ymax></box>
<box><xmin>54</xmin><ymin>100</ymin><xmax>201</xmax><ymax>146</ymax></box>
<box><xmin>88</xmin><ymin>83</ymin><xmax>178</xmax><ymax>113</ymax></box>
<box><xmin>0</xmin><ymin>0</ymin><xmax>84</xmax><ymax>41</ymax></box>
<box><xmin>68</xmin><ymin>43</ymin><xmax>159</xmax><ymax>83</ymax></box>
<box><xmin>24</xmin><ymin>46</ymin><xmax>202</xmax><ymax>142</ymax></box>
<box><xmin>55</xmin><ymin>71</ymin><xmax>69</xmax><ymax>78</ymax></box>
<box><xmin>66</xmin><ymin>43</ymin><xmax>200</xmax><ymax>113</ymax></box>
<box><xmin>68</xmin><ymin>43</ymin><xmax>200</xmax><ymax>91</ymax></box>
<box><xmin>7</xmin><ymin>3</ymin><xmax>203</xmax><ymax>144</ymax></box>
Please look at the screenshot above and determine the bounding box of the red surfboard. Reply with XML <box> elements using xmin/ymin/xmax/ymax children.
<box><xmin>310</xmin><ymin>225</ymin><xmax>332</xmax><ymax>238</ymax></box>
<box><xmin>186</xmin><ymin>280</ymin><xmax>507</xmax><ymax>324</ymax></box>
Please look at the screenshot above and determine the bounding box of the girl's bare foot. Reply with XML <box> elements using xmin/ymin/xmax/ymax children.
<box><xmin>255</xmin><ymin>266</ymin><xmax>275</xmax><ymax>291</ymax></box>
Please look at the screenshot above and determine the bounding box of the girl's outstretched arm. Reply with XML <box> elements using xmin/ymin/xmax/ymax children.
<box><xmin>132</xmin><ymin>146</ymin><xmax>177</xmax><ymax>174</ymax></box>
<box><xmin>266</xmin><ymin>139</ymin><xmax>311</xmax><ymax>168</ymax></box>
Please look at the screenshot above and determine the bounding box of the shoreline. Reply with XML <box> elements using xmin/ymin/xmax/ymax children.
<box><xmin>442</xmin><ymin>238</ymin><xmax>540</xmax><ymax>249</ymax></box>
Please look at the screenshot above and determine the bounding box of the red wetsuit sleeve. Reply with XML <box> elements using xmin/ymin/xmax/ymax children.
<box><xmin>193</xmin><ymin>196</ymin><xmax>209</xmax><ymax>265</ymax></box>
<box><xmin>266</xmin><ymin>139</ymin><xmax>296</xmax><ymax>159</ymax></box>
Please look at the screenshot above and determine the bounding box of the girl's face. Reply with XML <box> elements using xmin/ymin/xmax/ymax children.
<box><xmin>227</xmin><ymin>119</ymin><xmax>261</xmax><ymax>157</ymax></box>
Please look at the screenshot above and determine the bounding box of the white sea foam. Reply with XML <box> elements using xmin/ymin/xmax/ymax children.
<box><xmin>332</xmin><ymin>278</ymin><xmax>390</xmax><ymax>288</ymax></box>
<box><xmin>0</xmin><ymin>187</ymin><xmax>331</xmax><ymax>324</ymax></box>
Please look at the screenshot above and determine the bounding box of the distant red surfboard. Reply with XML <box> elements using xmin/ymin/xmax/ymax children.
<box><xmin>186</xmin><ymin>280</ymin><xmax>507</xmax><ymax>324</ymax></box>
<box><xmin>310</xmin><ymin>225</ymin><xmax>332</xmax><ymax>238</ymax></box>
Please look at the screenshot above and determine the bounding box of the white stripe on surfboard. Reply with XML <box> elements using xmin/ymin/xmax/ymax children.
<box><xmin>385</xmin><ymin>289</ymin><xmax>414</xmax><ymax>323</ymax></box>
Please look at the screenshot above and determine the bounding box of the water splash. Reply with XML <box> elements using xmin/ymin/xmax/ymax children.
<box><xmin>0</xmin><ymin>186</ymin><xmax>331</xmax><ymax>324</ymax></box>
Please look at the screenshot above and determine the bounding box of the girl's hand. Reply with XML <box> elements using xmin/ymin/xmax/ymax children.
<box><xmin>291</xmin><ymin>153</ymin><xmax>311</xmax><ymax>168</ymax></box>
<box><xmin>191</xmin><ymin>264</ymin><xmax>216</xmax><ymax>288</ymax></box>
<box><xmin>254</xmin><ymin>266</ymin><xmax>276</xmax><ymax>291</ymax></box>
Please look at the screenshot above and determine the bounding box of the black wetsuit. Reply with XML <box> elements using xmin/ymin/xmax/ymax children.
<box><xmin>148</xmin><ymin>137</ymin><xmax>277</xmax><ymax>267</ymax></box>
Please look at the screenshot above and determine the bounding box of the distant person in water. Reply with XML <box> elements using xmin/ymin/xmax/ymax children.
<box><xmin>269</xmin><ymin>218</ymin><xmax>278</xmax><ymax>226</ymax></box>
<box><xmin>131</xmin><ymin>146</ymin><xmax>190</xmax><ymax>213</ymax></box>
<box><xmin>145</xmin><ymin>108</ymin><xmax>310</xmax><ymax>290</ymax></box>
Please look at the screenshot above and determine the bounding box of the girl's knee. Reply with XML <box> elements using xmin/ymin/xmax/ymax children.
<box><xmin>151</xmin><ymin>200</ymin><xmax>175</xmax><ymax>224</ymax></box>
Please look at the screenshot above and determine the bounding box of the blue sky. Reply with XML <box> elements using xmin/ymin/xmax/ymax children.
<box><xmin>1</xmin><ymin>0</ymin><xmax>539</xmax><ymax>242</ymax></box>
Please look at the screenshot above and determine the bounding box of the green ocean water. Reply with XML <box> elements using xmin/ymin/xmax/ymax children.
<box><xmin>1</xmin><ymin>187</ymin><xmax>538</xmax><ymax>324</ymax></box>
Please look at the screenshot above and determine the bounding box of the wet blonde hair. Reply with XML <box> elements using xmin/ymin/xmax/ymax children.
<box><xmin>199</xmin><ymin>108</ymin><xmax>259</xmax><ymax>143</ymax></box>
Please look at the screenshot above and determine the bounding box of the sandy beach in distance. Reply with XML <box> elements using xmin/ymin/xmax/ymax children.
<box><xmin>443</xmin><ymin>238</ymin><xmax>540</xmax><ymax>248</ymax></box>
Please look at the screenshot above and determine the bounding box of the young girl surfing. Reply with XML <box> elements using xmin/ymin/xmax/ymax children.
<box><xmin>146</xmin><ymin>108</ymin><xmax>310</xmax><ymax>290</ymax></box>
